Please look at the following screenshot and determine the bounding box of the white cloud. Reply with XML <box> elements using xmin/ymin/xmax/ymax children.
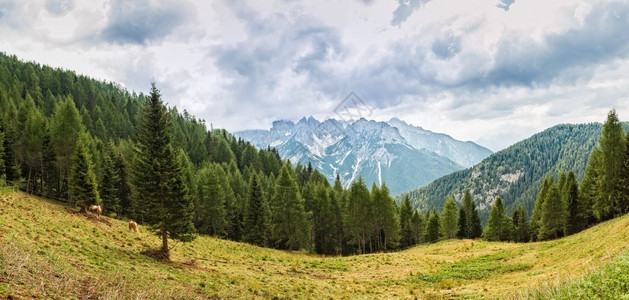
<box><xmin>0</xmin><ymin>0</ymin><xmax>628</xmax><ymax>151</ymax></box>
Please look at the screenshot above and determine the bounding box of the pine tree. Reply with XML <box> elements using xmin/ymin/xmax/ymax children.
<box><xmin>483</xmin><ymin>197</ymin><xmax>512</xmax><ymax>241</ymax></box>
<box><xmin>596</xmin><ymin>109</ymin><xmax>626</xmax><ymax>220</ymax></box>
<box><xmin>580</xmin><ymin>148</ymin><xmax>601</xmax><ymax>227</ymax></box>
<box><xmin>440</xmin><ymin>196</ymin><xmax>458</xmax><ymax>239</ymax></box>
<box><xmin>69</xmin><ymin>136</ymin><xmax>100</xmax><ymax>212</ymax></box>
<box><xmin>457</xmin><ymin>189</ymin><xmax>481</xmax><ymax>239</ymax></box>
<box><xmin>530</xmin><ymin>178</ymin><xmax>551</xmax><ymax>241</ymax></box>
<box><xmin>312</xmin><ymin>184</ymin><xmax>337</xmax><ymax>254</ymax></box>
<box><xmin>615</xmin><ymin>132</ymin><xmax>629</xmax><ymax>215</ymax></box>
<box><xmin>114</xmin><ymin>151</ymin><xmax>131</xmax><ymax>216</ymax></box>
<box><xmin>399</xmin><ymin>195</ymin><xmax>414</xmax><ymax>248</ymax></box>
<box><xmin>130</xmin><ymin>83</ymin><xmax>195</xmax><ymax>259</ymax></box>
<box><xmin>564</xmin><ymin>171</ymin><xmax>581</xmax><ymax>235</ymax></box>
<box><xmin>2</xmin><ymin>126</ymin><xmax>20</xmax><ymax>181</ymax></box>
<box><xmin>100</xmin><ymin>145</ymin><xmax>121</xmax><ymax>216</ymax></box>
<box><xmin>426</xmin><ymin>209</ymin><xmax>440</xmax><ymax>243</ymax></box>
<box><xmin>243</xmin><ymin>172</ymin><xmax>268</xmax><ymax>247</ymax></box>
<box><xmin>270</xmin><ymin>165</ymin><xmax>310</xmax><ymax>250</ymax></box>
<box><xmin>539</xmin><ymin>184</ymin><xmax>566</xmax><ymax>240</ymax></box>
<box><xmin>195</xmin><ymin>165</ymin><xmax>227</xmax><ymax>236</ymax></box>
<box><xmin>345</xmin><ymin>177</ymin><xmax>371</xmax><ymax>254</ymax></box>
<box><xmin>41</xmin><ymin>131</ymin><xmax>58</xmax><ymax>196</ymax></box>
<box><xmin>411</xmin><ymin>210</ymin><xmax>426</xmax><ymax>244</ymax></box>
<box><xmin>51</xmin><ymin>96</ymin><xmax>84</xmax><ymax>200</ymax></box>
<box><xmin>512</xmin><ymin>205</ymin><xmax>529</xmax><ymax>242</ymax></box>
<box><xmin>372</xmin><ymin>183</ymin><xmax>400</xmax><ymax>250</ymax></box>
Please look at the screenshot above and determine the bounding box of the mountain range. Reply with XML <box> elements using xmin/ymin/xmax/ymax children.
<box><xmin>235</xmin><ymin>117</ymin><xmax>492</xmax><ymax>195</ymax></box>
<box><xmin>399</xmin><ymin>123</ymin><xmax>629</xmax><ymax>221</ymax></box>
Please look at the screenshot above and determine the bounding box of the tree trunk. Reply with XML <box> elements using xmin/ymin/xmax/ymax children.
<box><xmin>161</xmin><ymin>222</ymin><xmax>170</xmax><ymax>259</ymax></box>
<box><xmin>26</xmin><ymin>166</ymin><xmax>32</xmax><ymax>194</ymax></box>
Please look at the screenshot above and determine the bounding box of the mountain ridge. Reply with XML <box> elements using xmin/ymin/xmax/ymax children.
<box><xmin>235</xmin><ymin>116</ymin><xmax>492</xmax><ymax>195</ymax></box>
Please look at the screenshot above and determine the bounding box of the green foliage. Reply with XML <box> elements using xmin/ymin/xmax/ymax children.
<box><xmin>457</xmin><ymin>189</ymin><xmax>482</xmax><ymax>239</ymax></box>
<box><xmin>563</xmin><ymin>171</ymin><xmax>581</xmax><ymax>235</ymax></box>
<box><xmin>530</xmin><ymin>178</ymin><xmax>550</xmax><ymax>241</ymax></box>
<box><xmin>129</xmin><ymin>84</ymin><xmax>195</xmax><ymax>258</ymax></box>
<box><xmin>426</xmin><ymin>209</ymin><xmax>440</xmax><ymax>243</ymax></box>
<box><xmin>69</xmin><ymin>136</ymin><xmax>99</xmax><ymax>210</ymax></box>
<box><xmin>50</xmin><ymin>96</ymin><xmax>84</xmax><ymax>199</ymax></box>
<box><xmin>539</xmin><ymin>184</ymin><xmax>566</xmax><ymax>240</ymax></box>
<box><xmin>615</xmin><ymin>132</ymin><xmax>629</xmax><ymax>216</ymax></box>
<box><xmin>99</xmin><ymin>145</ymin><xmax>121</xmax><ymax>216</ymax></box>
<box><xmin>371</xmin><ymin>183</ymin><xmax>400</xmax><ymax>250</ymax></box>
<box><xmin>512</xmin><ymin>205</ymin><xmax>529</xmax><ymax>242</ymax></box>
<box><xmin>345</xmin><ymin>177</ymin><xmax>372</xmax><ymax>254</ymax></box>
<box><xmin>243</xmin><ymin>172</ymin><xmax>269</xmax><ymax>247</ymax></box>
<box><xmin>483</xmin><ymin>198</ymin><xmax>513</xmax><ymax>241</ymax></box>
<box><xmin>399</xmin><ymin>195</ymin><xmax>414</xmax><ymax>247</ymax></box>
<box><xmin>270</xmin><ymin>165</ymin><xmax>310</xmax><ymax>251</ymax></box>
<box><xmin>195</xmin><ymin>164</ymin><xmax>227</xmax><ymax>237</ymax></box>
<box><xmin>596</xmin><ymin>109</ymin><xmax>626</xmax><ymax>220</ymax></box>
<box><xmin>440</xmin><ymin>196</ymin><xmax>458</xmax><ymax>239</ymax></box>
<box><xmin>404</xmin><ymin>123</ymin><xmax>605</xmax><ymax>222</ymax></box>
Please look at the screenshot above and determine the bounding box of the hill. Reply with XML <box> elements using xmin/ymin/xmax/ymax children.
<box><xmin>400</xmin><ymin>123</ymin><xmax>629</xmax><ymax>220</ymax></box>
<box><xmin>235</xmin><ymin>117</ymin><xmax>491</xmax><ymax>195</ymax></box>
<box><xmin>1</xmin><ymin>190</ymin><xmax>627</xmax><ymax>299</ymax></box>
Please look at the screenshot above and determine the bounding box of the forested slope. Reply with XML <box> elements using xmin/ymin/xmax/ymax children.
<box><xmin>401</xmin><ymin>123</ymin><xmax>628</xmax><ymax>220</ymax></box>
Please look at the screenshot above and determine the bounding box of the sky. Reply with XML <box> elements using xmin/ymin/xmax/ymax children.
<box><xmin>0</xmin><ymin>0</ymin><xmax>628</xmax><ymax>151</ymax></box>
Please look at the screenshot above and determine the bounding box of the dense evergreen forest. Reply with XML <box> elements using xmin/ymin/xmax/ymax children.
<box><xmin>402</xmin><ymin>122</ymin><xmax>629</xmax><ymax>221</ymax></box>
<box><xmin>1</xmin><ymin>53</ymin><xmax>627</xmax><ymax>258</ymax></box>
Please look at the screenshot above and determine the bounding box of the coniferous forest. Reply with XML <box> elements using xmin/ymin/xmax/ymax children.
<box><xmin>1</xmin><ymin>52</ymin><xmax>628</xmax><ymax>260</ymax></box>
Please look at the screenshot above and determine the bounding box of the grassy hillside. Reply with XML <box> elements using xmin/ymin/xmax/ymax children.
<box><xmin>1</xmin><ymin>189</ymin><xmax>627</xmax><ymax>299</ymax></box>
<box><xmin>401</xmin><ymin>123</ymin><xmax>629</xmax><ymax>220</ymax></box>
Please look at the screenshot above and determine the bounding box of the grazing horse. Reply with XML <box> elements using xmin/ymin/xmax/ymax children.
<box><xmin>128</xmin><ymin>220</ymin><xmax>139</xmax><ymax>233</ymax></box>
<box><xmin>88</xmin><ymin>205</ymin><xmax>102</xmax><ymax>217</ymax></box>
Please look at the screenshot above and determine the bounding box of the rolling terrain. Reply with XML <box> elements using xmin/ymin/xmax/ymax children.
<box><xmin>1</xmin><ymin>189</ymin><xmax>627</xmax><ymax>299</ymax></box>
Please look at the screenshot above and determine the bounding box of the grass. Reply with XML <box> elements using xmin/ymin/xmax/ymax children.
<box><xmin>0</xmin><ymin>189</ymin><xmax>628</xmax><ymax>299</ymax></box>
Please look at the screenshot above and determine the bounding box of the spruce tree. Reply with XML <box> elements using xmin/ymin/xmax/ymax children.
<box><xmin>411</xmin><ymin>210</ymin><xmax>426</xmax><ymax>244</ymax></box>
<box><xmin>51</xmin><ymin>96</ymin><xmax>83</xmax><ymax>200</ymax></box>
<box><xmin>345</xmin><ymin>177</ymin><xmax>371</xmax><ymax>254</ymax></box>
<box><xmin>243</xmin><ymin>172</ymin><xmax>268</xmax><ymax>246</ymax></box>
<box><xmin>69</xmin><ymin>136</ymin><xmax>100</xmax><ymax>212</ymax></box>
<box><xmin>399</xmin><ymin>195</ymin><xmax>414</xmax><ymax>248</ymax></box>
<box><xmin>270</xmin><ymin>165</ymin><xmax>310</xmax><ymax>250</ymax></box>
<box><xmin>457</xmin><ymin>189</ymin><xmax>481</xmax><ymax>239</ymax></box>
<box><xmin>426</xmin><ymin>209</ymin><xmax>440</xmax><ymax>243</ymax></box>
<box><xmin>195</xmin><ymin>165</ymin><xmax>227</xmax><ymax>236</ymax></box>
<box><xmin>615</xmin><ymin>132</ymin><xmax>629</xmax><ymax>215</ymax></box>
<box><xmin>129</xmin><ymin>83</ymin><xmax>195</xmax><ymax>259</ymax></box>
<box><xmin>512</xmin><ymin>205</ymin><xmax>529</xmax><ymax>242</ymax></box>
<box><xmin>100</xmin><ymin>145</ymin><xmax>121</xmax><ymax>216</ymax></box>
<box><xmin>580</xmin><ymin>148</ymin><xmax>601</xmax><ymax>227</ymax></box>
<box><xmin>564</xmin><ymin>171</ymin><xmax>581</xmax><ymax>235</ymax></box>
<box><xmin>0</xmin><ymin>129</ymin><xmax>4</xmax><ymax>181</ymax></box>
<box><xmin>114</xmin><ymin>151</ymin><xmax>131</xmax><ymax>216</ymax></box>
<box><xmin>596</xmin><ymin>109</ymin><xmax>625</xmax><ymax>220</ymax></box>
<box><xmin>372</xmin><ymin>183</ymin><xmax>400</xmax><ymax>250</ymax></box>
<box><xmin>483</xmin><ymin>197</ymin><xmax>512</xmax><ymax>241</ymax></box>
<box><xmin>539</xmin><ymin>184</ymin><xmax>566</xmax><ymax>240</ymax></box>
<box><xmin>530</xmin><ymin>178</ymin><xmax>551</xmax><ymax>241</ymax></box>
<box><xmin>312</xmin><ymin>184</ymin><xmax>337</xmax><ymax>254</ymax></box>
<box><xmin>440</xmin><ymin>196</ymin><xmax>458</xmax><ymax>239</ymax></box>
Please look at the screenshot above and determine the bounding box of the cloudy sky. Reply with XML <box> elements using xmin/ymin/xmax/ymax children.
<box><xmin>1</xmin><ymin>0</ymin><xmax>628</xmax><ymax>151</ymax></box>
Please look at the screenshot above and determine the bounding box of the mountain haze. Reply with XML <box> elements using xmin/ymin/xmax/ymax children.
<box><xmin>236</xmin><ymin>117</ymin><xmax>492</xmax><ymax>195</ymax></box>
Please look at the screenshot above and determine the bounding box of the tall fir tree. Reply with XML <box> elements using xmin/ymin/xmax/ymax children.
<box><xmin>50</xmin><ymin>96</ymin><xmax>83</xmax><ymax>200</ymax></box>
<box><xmin>372</xmin><ymin>183</ymin><xmax>400</xmax><ymax>250</ymax></box>
<box><xmin>69</xmin><ymin>136</ymin><xmax>100</xmax><ymax>212</ymax></box>
<box><xmin>270</xmin><ymin>165</ymin><xmax>310</xmax><ymax>251</ymax></box>
<box><xmin>440</xmin><ymin>196</ymin><xmax>459</xmax><ymax>239</ymax></box>
<box><xmin>596</xmin><ymin>109</ymin><xmax>626</xmax><ymax>220</ymax></box>
<box><xmin>530</xmin><ymin>178</ymin><xmax>551</xmax><ymax>241</ymax></box>
<box><xmin>457</xmin><ymin>189</ymin><xmax>482</xmax><ymax>239</ymax></box>
<box><xmin>411</xmin><ymin>210</ymin><xmax>426</xmax><ymax>244</ymax></box>
<box><xmin>243</xmin><ymin>172</ymin><xmax>269</xmax><ymax>247</ymax></box>
<box><xmin>0</xmin><ymin>129</ymin><xmax>4</xmax><ymax>180</ymax></box>
<box><xmin>399</xmin><ymin>195</ymin><xmax>415</xmax><ymax>248</ymax></box>
<box><xmin>345</xmin><ymin>177</ymin><xmax>371</xmax><ymax>254</ymax></box>
<box><xmin>564</xmin><ymin>171</ymin><xmax>582</xmax><ymax>235</ymax></box>
<box><xmin>580</xmin><ymin>148</ymin><xmax>601</xmax><ymax>227</ymax></box>
<box><xmin>539</xmin><ymin>184</ymin><xmax>566</xmax><ymax>240</ymax></box>
<box><xmin>483</xmin><ymin>197</ymin><xmax>512</xmax><ymax>241</ymax></box>
<box><xmin>195</xmin><ymin>165</ymin><xmax>227</xmax><ymax>236</ymax></box>
<box><xmin>129</xmin><ymin>83</ymin><xmax>195</xmax><ymax>259</ymax></box>
<box><xmin>512</xmin><ymin>205</ymin><xmax>529</xmax><ymax>242</ymax></box>
<box><xmin>312</xmin><ymin>184</ymin><xmax>338</xmax><ymax>255</ymax></box>
<box><xmin>100</xmin><ymin>145</ymin><xmax>121</xmax><ymax>216</ymax></box>
<box><xmin>426</xmin><ymin>209</ymin><xmax>440</xmax><ymax>243</ymax></box>
<box><xmin>614</xmin><ymin>132</ymin><xmax>629</xmax><ymax>215</ymax></box>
